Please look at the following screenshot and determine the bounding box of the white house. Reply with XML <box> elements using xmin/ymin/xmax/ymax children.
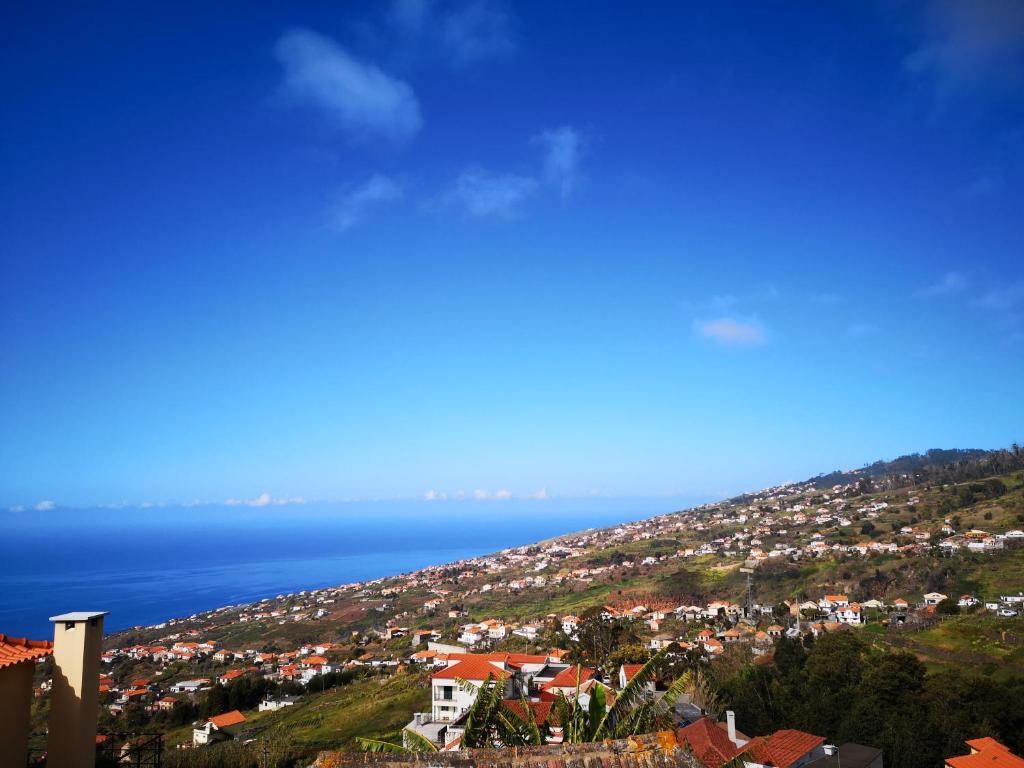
<box><xmin>430</xmin><ymin>657</ymin><xmax>511</xmax><ymax>722</ymax></box>
<box><xmin>923</xmin><ymin>592</ymin><xmax>948</xmax><ymax>606</ymax></box>
<box><xmin>836</xmin><ymin>604</ymin><xmax>863</xmax><ymax>625</ymax></box>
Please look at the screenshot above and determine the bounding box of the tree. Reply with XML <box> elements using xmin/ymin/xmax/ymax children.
<box><xmin>799</xmin><ymin>632</ymin><xmax>866</xmax><ymax>736</ymax></box>
<box><xmin>842</xmin><ymin>653</ymin><xmax>940</xmax><ymax>768</ymax></box>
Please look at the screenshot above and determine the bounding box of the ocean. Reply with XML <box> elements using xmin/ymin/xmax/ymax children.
<box><xmin>0</xmin><ymin>496</ymin><xmax>702</xmax><ymax>639</ymax></box>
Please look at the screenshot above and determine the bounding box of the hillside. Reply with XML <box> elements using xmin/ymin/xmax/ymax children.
<box><xmin>83</xmin><ymin>445</ymin><xmax>1024</xmax><ymax>765</ymax></box>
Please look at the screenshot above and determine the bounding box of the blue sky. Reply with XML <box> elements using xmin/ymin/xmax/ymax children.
<box><xmin>1</xmin><ymin>1</ymin><xmax>1023</xmax><ymax>511</ymax></box>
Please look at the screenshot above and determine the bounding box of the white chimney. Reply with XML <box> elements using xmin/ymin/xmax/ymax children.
<box><xmin>727</xmin><ymin>710</ymin><xmax>738</xmax><ymax>746</ymax></box>
<box><xmin>824</xmin><ymin>745</ymin><xmax>838</xmax><ymax>757</ymax></box>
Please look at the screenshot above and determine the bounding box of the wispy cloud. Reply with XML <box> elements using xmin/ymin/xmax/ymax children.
<box><xmin>959</xmin><ymin>173</ymin><xmax>1000</xmax><ymax>199</ymax></box>
<box><xmin>974</xmin><ymin>282</ymin><xmax>1024</xmax><ymax>313</ymax></box>
<box><xmin>919</xmin><ymin>271</ymin><xmax>969</xmax><ymax>297</ymax></box>
<box><xmin>423</xmin><ymin>489</ymin><xmax>448</xmax><ymax>501</ymax></box>
<box><xmin>335</xmin><ymin>174</ymin><xmax>404</xmax><ymax>230</ymax></box>
<box><xmin>274</xmin><ymin>28</ymin><xmax>422</xmax><ymax>144</ymax></box>
<box><xmin>388</xmin><ymin>0</ymin><xmax>515</xmax><ymax>66</ymax></box>
<box><xmin>533</xmin><ymin>126</ymin><xmax>585</xmax><ymax>199</ymax></box>
<box><xmin>224</xmin><ymin>492</ymin><xmax>305</xmax><ymax>507</ymax></box>
<box><xmin>524</xmin><ymin>488</ymin><xmax>549</xmax><ymax>500</ymax></box>
<box><xmin>694</xmin><ymin>317</ymin><xmax>767</xmax><ymax>347</ymax></box>
<box><xmin>439</xmin><ymin>1</ymin><xmax>515</xmax><ymax>65</ymax></box>
<box><xmin>35</xmin><ymin>500</ymin><xmax>56</xmax><ymax>511</ymax></box>
<box><xmin>906</xmin><ymin>0</ymin><xmax>1024</xmax><ymax>89</ymax></box>
<box><xmin>447</xmin><ymin>168</ymin><xmax>538</xmax><ymax>218</ymax></box>
<box><xmin>444</xmin><ymin>125</ymin><xmax>584</xmax><ymax>218</ymax></box>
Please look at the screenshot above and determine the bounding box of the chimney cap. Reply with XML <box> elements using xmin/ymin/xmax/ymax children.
<box><xmin>49</xmin><ymin>611</ymin><xmax>108</xmax><ymax>623</ymax></box>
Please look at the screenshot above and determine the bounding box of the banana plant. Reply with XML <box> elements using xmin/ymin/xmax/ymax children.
<box><xmin>356</xmin><ymin>727</ymin><xmax>439</xmax><ymax>753</ymax></box>
<box><xmin>458</xmin><ymin>675</ymin><xmax>544</xmax><ymax>748</ymax></box>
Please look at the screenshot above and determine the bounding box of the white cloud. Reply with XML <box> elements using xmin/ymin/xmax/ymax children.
<box><xmin>35</xmin><ymin>500</ymin><xmax>56</xmax><ymax>511</ymax></box>
<box><xmin>472</xmin><ymin>489</ymin><xmax>512</xmax><ymax>500</ymax></box>
<box><xmin>274</xmin><ymin>28</ymin><xmax>422</xmax><ymax>144</ymax></box>
<box><xmin>525</xmin><ymin>488</ymin><xmax>549</xmax><ymax>500</ymax></box>
<box><xmin>906</xmin><ymin>0</ymin><xmax>1024</xmax><ymax>88</ymax></box>
<box><xmin>335</xmin><ymin>174</ymin><xmax>404</xmax><ymax>230</ymax></box>
<box><xmin>424</xmin><ymin>489</ymin><xmax>448</xmax><ymax>501</ymax></box>
<box><xmin>448</xmin><ymin>168</ymin><xmax>538</xmax><ymax>218</ymax></box>
<box><xmin>920</xmin><ymin>271</ymin><xmax>968</xmax><ymax>297</ymax></box>
<box><xmin>8</xmin><ymin>505</ymin><xmax>25</xmax><ymax>513</ymax></box>
<box><xmin>694</xmin><ymin>317</ymin><xmax>767</xmax><ymax>347</ymax></box>
<box><xmin>226</xmin><ymin>492</ymin><xmax>274</xmax><ymax>507</ymax></box>
<box><xmin>533</xmin><ymin>126</ymin><xmax>585</xmax><ymax>199</ymax></box>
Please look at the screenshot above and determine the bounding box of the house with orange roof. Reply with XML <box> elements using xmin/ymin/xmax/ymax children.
<box><xmin>429</xmin><ymin>656</ymin><xmax>512</xmax><ymax>722</ymax></box>
<box><xmin>836</xmin><ymin>604</ymin><xmax>863</xmax><ymax>626</ymax></box>
<box><xmin>217</xmin><ymin>669</ymin><xmax>246</xmax><ymax>686</ymax></box>
<box><xmin>0</xmin><ymin>633</ymin><xmax>53</xmax><ymax>766</ymax></box>
<box><xmin>193</xmin><ymin>710</ymin><xmax>247</xmax><ymax>746</ymax></box>
<box><xmin>540</xmin><ymin>666</ymin><xmax>596</xmax><ymax>700</ymax></box>
<box><xmin>743</xmin><ymin>728</ymin><xmax>827</xmax><ymax>768</ymax></box>
<box><xmin>946</xmin><ymin>738</ymin><xmax>1024</xmax><ymax>768</ymax></box>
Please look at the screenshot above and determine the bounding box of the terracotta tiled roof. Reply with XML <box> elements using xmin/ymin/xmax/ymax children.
<box><xmin>621</xmin><ymin>664</ymin><xmax>644</xmax><ymax>681</ymax></box>
<box><xmin>967</xmin><ymin>739</ymin><xmax>1010</xmax><ymax>754</ymax></box>
<box><xmin>0</xmin><ymin>633</ymin><xmax>53</xmax><ymax>669</ymax></box>
<box><xmin>505</xmin><ymin>699</ymin><xmax>561</xmax><ymax>726</ymax></box>
<box><xmin>676</xmin><ymin>718</ymin><xmax>743</xmax><ymax>768</ymax></box>
<box><xmin>208</xmin><ymin>710</ymin><xmax>246</xmax><ymax>729</ymax></box>
<box><xmin>543</xmin><ymin>666</ymin><xmax>595</xmax><ymax>691</ymax></box>
<box><xmin>431</xmin><ymin>657</ymin><xmax>510</xmax><ymax>681</ymax></box>
<box><xmin>746</xmin><ymin>729</ymin><xmax>825</xmax><ymax>768</ymax></box>
<box><xmin>948</xmin><ymin>740</ymin><xmax>1024</xmax><ymax>768</ymax></box>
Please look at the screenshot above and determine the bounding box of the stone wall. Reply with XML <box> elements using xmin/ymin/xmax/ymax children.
<box><xmin>313</xmin><ymin>732</ymin><xmax>704</xmax><ymax>768</ymax></box>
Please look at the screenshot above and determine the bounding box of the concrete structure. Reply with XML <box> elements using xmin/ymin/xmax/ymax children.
<box><xmin>0</xmin><ymin>634</ymin><xmax>54</xmax><ymax>767</ymax></box>
<box><xmin>47</xmin><ymin>611</ymin><xmax>107</xmax><ymax>768</ymax></box>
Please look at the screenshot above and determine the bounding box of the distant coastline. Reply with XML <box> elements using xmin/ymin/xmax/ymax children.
<box><xmin>0</xmin><ymin>496</ymin><xmax>707</xmax><ymax>638</ymax></box>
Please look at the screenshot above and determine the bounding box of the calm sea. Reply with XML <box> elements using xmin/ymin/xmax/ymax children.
<box><xmin>0</xmin><ymin>496</ymin><xmax>702</xmax><ymax>639</ymax></box>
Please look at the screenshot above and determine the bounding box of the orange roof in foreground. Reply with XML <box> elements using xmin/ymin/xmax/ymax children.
<box><xmin>746</xmin><ymin>729</ymin><xmax>826</xmax><ymax>768</ymax></box>
<box><xmin>948</xmin><ymin>740</ymin><xmax>1024</xmax><ymax>768</ymax></box>
<box><xmin>431</xmin><ymin>657</ymin><xmax>511</xmax><ymax>681</ymax></box>
<box><xmin>676</xmin><ymin>718</ymin><xmax>743</xmax><ymax>768</ymax></box>
<box><xmin>208</xmin><ymin>710</ymin><xmax>246</xmax><ymax>729</ymax></box>
<box><xmin>0</xmin><ymin>633</ymin><xmax>53</xmax><ymax>669</ymax></box>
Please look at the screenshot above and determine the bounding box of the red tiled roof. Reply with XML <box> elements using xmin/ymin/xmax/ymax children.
<box><xmin>967</xmin><ymin>739</ymin><xmax>1011</xmax><ymax>754</ymax></box>
<box><xmin>0</xmin><ymin>633</ymin><xmax>53</xmax><ymax>669</ymax></box>
<box><xmin>431</xmin><ymin>657</ymin><xmax>511</xmax><ymax>682</ymax></box>
<box><xmin>208</xmin><ymin>710</ymin><xmax>246</xmax><ymax>729</ymax></box>
<box><xmin>948</xmin><ymin>740</ymin><xmax>1024</xmax><ymax>768</ymax></box>
<box><xmin>505</xmin><ymin>699</ymin><xmax>561</xmax><ymax>726</ymax></box>
<box><xmin>746</xmin><ymin>729</ymin><xmax>826</xmax><ymax>768</ymax></box>
<box><xmin>506</xmin><ymin>653</ymin><xmax>549</xmax><ymax>665</ymax></box>
<box><xmin>621</xmin><ymin>664</ymin><xmax>644</xmax><ymax>682</ymax></box>
<box><xmin>543</xmin><ymin>666</ymin><xmax>596</xmax><ymax>691</ymax></box>
<box><xmin>676</xmin><ymin>718</ymin><xmax>743</xmax><ymax>768</ymax></box>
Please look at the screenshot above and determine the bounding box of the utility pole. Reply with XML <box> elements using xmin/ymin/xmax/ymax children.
<box><xmin>740</xmin><ymin>567</ymin><xmax>755</xmax><ymax>618</ymax></box>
